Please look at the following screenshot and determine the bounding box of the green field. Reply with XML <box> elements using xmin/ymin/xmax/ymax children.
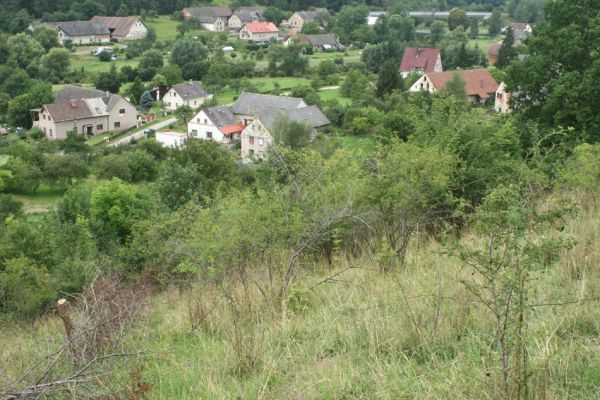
<box><xmin>145</xmin><ymin>16</ymin><xmax>211</xmax><ymax>42</ymax></box>
<box><xmin>11</xmin><ymin>184</ymin><xmax>65</xmax><ymax>213</ymax></box>
<box><xmin>318</xmin><ymin>87</ymin><xmax>351</xmax><ymax>105</ymax></box>
<box><xmin>70</xmin><ymin>54</ymin><xmax>140</xmax><ymax>77</ymax></box>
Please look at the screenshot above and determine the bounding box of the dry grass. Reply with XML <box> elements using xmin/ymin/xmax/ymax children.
<box><xmin>2</xmin><ymin>193</ymin><xmax>600</xmax><ymax>399</ymax></box>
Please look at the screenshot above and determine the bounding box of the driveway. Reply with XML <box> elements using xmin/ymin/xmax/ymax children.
<box><xmin>109</xmin><ymin>117</ymin><xmax>178</xmax><ymax>147</ymax></box>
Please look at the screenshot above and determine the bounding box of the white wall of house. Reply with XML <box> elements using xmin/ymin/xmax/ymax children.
<box><xmin>57</xmin><ymin>29</ymin><xmax>110</xmax><ymax>45</ymax></box>
<box><xmin>494</xmin><ymin>82</ymin><xmax>511</xmax><ymax>113</ymax></box>
<box><xmin>156</xmin><ymin>131</ymin><xmax>187</xmax><ymax>148</ymax></box>
<box><xmin>125</xmin><ymin>20</ymin><xmax>148</xmax><ymax>40</ymax></box>
<box><xmin>239</xmin><ymin>26</ymin><xmax>278</xmax><ymax>42</ymax></box>
<box><xmin>241</xmin><ymin>118</ymin><xmax>272</xmax><ymax>159</ymax></box>
<box><xmin>163</xmin><ymin>89</ymin><xmax>213</xmax><ymax>112</ymax></box>
<box><xmin>408</xmin><ymin>75</ymin><xmax>436</xmax><ymax>93</ymax></box>
<box><xmin>34</xmin><ymin>111</ymin><xmax>110</xmax><ymax>140</ymax></box>
<box><xmin>202</xmin><ymin>17</ymin><xmax>227</xmax><ymax>32</ymax></box>
<box><xmin>228</xmin><ymin>15</ymin><xmax>243</xmax><ymax>30</ymax></box>
<box><xmin>110</xmin><ymin>97</ymin><xmax>138</xmax><ymax>131</ymax></box>
<box><xmin>187</xmin><ymin>110</ymin><xmax>225</xmax><ymax>142</ymax></box>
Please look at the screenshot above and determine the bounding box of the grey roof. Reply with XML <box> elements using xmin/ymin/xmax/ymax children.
<box><xmin>55</xmin><ymin>85</ymin><xmax>105</xmax><ymax>102</ymax></box>
<box><xmin>46</xmin><ymin>21</ymin><xmax>110</xmax><ymax>36</ymax></box>
<box><xmin>258</xmin><ymin>105</ymin><xmax>330</xmax><ymax>130</ymax></box>
<box><xmin>204</xmin><ymin>105</ymin><xmax>236</xmax><ymax>128</ymax></box>
<box><xmin>295</xmin><ymin>11</ymin><xmax>319</xmax><ymax>21</ymax></box>
<box><xmin>233</xmin><ymin>9</ymin><xmax>266</xmax><ymax>23</ymax></box>
<box><xmin>230</xmin><ymin>92</ymin><xmax>305</xmax><ymax>116</ymax></box>
<box><xmin>302</xmin><ymin>33</ymin><xmax>343</xmax><ymax>48</ymax></box>
<box><xmin>43</xmin><ymin>94</ymin><xmax>128</xmax><ymax>122</ymax></box>
<box><xmin>171</xmin><ymin>81</ymin><xmax>209</xmax><ymax>100</ymax></box>
<box><xmin>185</xmin><ymin>6</ymin><xmax>232</xmax><ymax>23</ymax></box>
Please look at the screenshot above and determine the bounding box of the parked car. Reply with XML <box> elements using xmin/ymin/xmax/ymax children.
<box><xmin>143</xmin><ymin>128</ymin><xmax>155</xmax><ymax>138</ymax></box>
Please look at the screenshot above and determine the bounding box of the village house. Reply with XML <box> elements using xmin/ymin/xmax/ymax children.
<box><xmin>285</xmin><ymin>9</ymin><xmax>328</xmax><ymax>36</ymax></box>
<box><xmin>504</xmin><ymin>22</ymin><xmax>534</xmax><ymax>46</ymax></box>
<box><xmin>298</xmin><ymin>34</ymin><xmax>344</xmax><ymax>52</ymax></box>
<box><xmin>162</xmin><ymin>81</ymin><xmax>212</xmax><ymax>113</ymax></box>
<box><xmin>228</xmin><ymin>7</ymin><xmax>266</xmax><ymax>31</ymax></box>
<box><xmin>494</xmin><ymin>82</ymin><xmax>512</xmax><ymax>114</ymax></box>
<box><xmin>188</xmin><ymin>105</ymin><xmax>245</xmax><ymax>143</ymax></box>
<box><xmin>90</xmin><ymin>16</ymin><xmax>148</xmax><ymax>41</ymax></box>
<box><xmin>182</xmin><ymin>6</ymin><xmax>232</xmax><ymax>31</ymax></box>
<box><xmin>37</xmin><ymin>21</ymin><xmax>110</xmax><ymax>45</ymax></box>
<box><xmin>399</xmin><ymin>47</ymin><xmax>443</xmax><ymax>78</ymax></box>
<box><xmin>31</xmin><ymin>93</ymin><xmax>136</xmax><ymax>140</ymax></box>
<box><xmin>241</xmin><ymin>106</ymin><xmax>330</xmax><ymax>160</ymax></box>
<box><xmin>409</xmin><ymin>69</ymin><xmax>499</xmax><ymax>105</ymax></box>
<box><xmin>239</xmin><ymin>22</ymin><xmax>279</xmax><ymax>43</ymax></box>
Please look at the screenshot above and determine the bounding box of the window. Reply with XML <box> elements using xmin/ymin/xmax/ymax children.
<box><xmin>42</xmin><ymin>114</ymin><xmax>46</xmax><ymax>120</ymax></box>
<box><xmin>193</xmin><ymin>100</ymin><xmax>197</xmax><ymax>105</ymax></box>
<box><xmin>97</xmin><ymin>124</ymin><xmax>103</xmax><ymax>130</ymax></box>
<box><xmin>197</xmin><ymin>118</ymin><xmax>200</xmax><ymax>122</ymax></box>
<box><xmin>204</xmin><ymin>119</ymin><xmax>207</xmax><ymax>123</ymax></box>
<box><xmin>249</xmin><ymin>149</ymin><xmax>255</xmax><ymax>156</ymax></box>
<box><xmin>249</xmin><ymin>136</ymin><xmax>255</xmax><ymax>145</ymax></box>
<box><xmin>258</xmin><ymin>138</ymin><xmax>264</xmax><ymax>146</ymax></box>
<box><xmin>191</xmin><ymin>129</ymin><xmax>198</xmax><ymax>137</ymax></box>
<box><xmin>119</xmin><ymin>108</ymin><xmax>126</xmax><ymax>114</ymax></box>
<box><xmin>49</xmin><ymin>129</ymin><xmax>53</xmax><ymax>135</ymax></box>
<box><xmin>114</xmin><ymin>121</ymin><xmax>121</xmax><ymax>128</ymax></box>
<box><xmin>207</xmin><ymin>131</ymin><xmax>212</xmax><ymax>139</ymax></box>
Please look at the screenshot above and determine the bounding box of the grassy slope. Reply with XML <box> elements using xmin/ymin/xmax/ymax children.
<box><xmin>2</xmin><ymin>194</ymin><xmax>599</xmax><ymax>398</ymax></box>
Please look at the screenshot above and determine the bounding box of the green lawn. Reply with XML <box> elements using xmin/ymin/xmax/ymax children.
<box><xmin>216</xmin><ymin>77</ymin><xmax>313</xmax><ymax>103</ymax></box>
<box><xmin>335</xmin><ymin>135</ymin><xmax>376</xmax><ymax>157</ymax></box>
<box><xmin>70</xmin><ymin>54</ymin><xmax>140</xmax><ymax>77</ymax></box>
<box><xmin>145</xmin><ymin>16</ymin><xmax>210</xmax><ymax>42</ymax></box>
<box><xmin>470</xmin><ymin>35</ymin><xmax>503</xmax><ymax>53</ymax></box>
<box><xmin>318</xmin><ymin>87</ymin><xmax>351</xmax><ymax>106</ymax></box>
<box><xmin>11</xmin><ymin>184</ymin><xmax>65</xmax><ymax>213</ymax></box>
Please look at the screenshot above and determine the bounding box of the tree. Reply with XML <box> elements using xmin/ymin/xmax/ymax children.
<box><xmin>5</xmin><ymin>157</ymin><xmax>42</xmax><ymax>194</ymax></box>
<box><xmin>495</xmin><ymin>27</ymin><xmax>516</xmax><ymax>69</ymax></box>
<box><xmin>157</xmin><ymin>161</ymin><xmax>203</xmax><ymax>210</ymax></box>
<box><xmin>90</xmin><ymin>178</ymin><xmax>151</xmax><ymax>245</ymax></box>
<box><xmin>40</xmin><ymin>48</ymin><xmax>71</xmax><ymax>82</ymax></box>
<box><xmin>0</xmin><ymin>257</ymin><xmax>53</xmax><ymax>318</ymax></box>
<box><xmin>139</xmin><ymin>91</ymin><xmax>154</xmax><ymax>112</ymax></box>
<box><xmin>59</xmin><ymin>130</ymin><xmax>90</xmax><ymax>153</ymax></box>
<box><xmin>488</xmin><ymin>9</ymin><xmax>502</xmax><ymax>35</ymax></box>
<box><xmin>469</xmin><ymin>18</ymin><xmax>479</xmax><ymax>39</ymax></box>
<box><xmin>376</xmin><ymin>59</ymin><xmax>402</xmax><ymax>98</ymax></box>
<box><xmin>264</xmin><ymin>6</ymin><xmax>284</xmax><ymax>25</ymax></box>
<box><xmin>33</xmin><ymin>26</ymin><xmax>59</xmax><ymax>51</ymax></box>
<box><xmin>271</xmin><ymin>114</ymin><xmax>312</xmax><ymax>150</ymax></box>
<box><xmin>0</xmin><ymin>194</ymin><xmax>23</xmax><ymax>222</ymax></box>
<box><xmin>317</xmin><ymin>59</ymin><xmax>337</xmax><ymax>79</ymax></box>
<box><xmin>126</xmin><ymin>150</ymin><xmax>158</xmax><ymax>182</ymax></box>
<box><xmin>6</xmin><ymin>33</ymin><xmax>45</xmax><ymax>69</ymax></box>
<box><xmin>95</xmin><ymin>64</ymin><xmax>121</xmax><ymax>93</ymax></box>
<box><xmin>370</xmin><ymin>141</ymin><xmax>457</xmax><ymax>267</ymax></box>
<box><xmin>174</xmin><ymin>105</ymin><xmax>194</xmax><ymax>126</ymax></box>
<box><xmin>430</xmin><ymin>21</ymin><xmax>446</xmax><ymax>45</ymax></box>
<box><xmin>94</xmin><ymin>154</ymin><xmax>131</xmax><ymax>182</ymax></box>
<box><xmin>43</xmin><ymin>154</ymin><xmax>89</xmax><ymax>187</ymax></box>
<box><xmin>442</xmin><ymin>72</ymin><xmax>469</xmax><ymax>104</ymax></box>
<box><xmin>8</xmin><ymin>9</ymin><xmax>32</xmax><ymax>34</ymax></box>
<box><xmin>98</xmin><ymin>50</ymin><xmax>111</xmax><ymax>62</ymax></box>
<box><xmin>124</xmin><ymin>78</ymin><xmax>145</xmax><ymax>105</ymax></box>
<box><xmin>138</xmin><ymin>49</ymin><xmax>164</xmax><ymax>76</ymax></box>
<box><xmin>341</xmin><ymin>68</ymin><xmax>371</xmax><ymax>99</ymax></box>
<box><xmin>505</xmin><ymin>0</ymin><xmax>600</xmax><ymax>141</ymax></box>
<box><xmin>157</xmin><ymin>64</ymin><xmax>183</xmax><ymax>85</ymax></box>
<box><xmin>301</xmin><ymin>21</ymin><xmax>320</xmax><ymax>34</ymax></box>
<box><xmin>7</xmin><ymin>82</ymin><xmax>53</xmax><ymax>128</ymax></box>
<box><xmin>448</xmin><ymin>8</ymin><xmax>469</xmax><ymax>31</ymax></box>
<box><xmin>170</xmin><ymin>39</ymin><xmax>208</xmax><ymax>71</ymax></box>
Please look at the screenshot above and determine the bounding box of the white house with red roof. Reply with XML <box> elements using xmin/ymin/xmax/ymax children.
<box><xmin>399</xmin><ymin>47</ymin><xmax>443</xmax><ymax>78</ymax></box>
<box><xmin>188</xmin><ymin>105</ymin><xmax>245</xmax><ymax>143</ymax></box>
<box><xmin>409</xmin><ymin>69</ymin><xmax>499</xmax><ymax>105</ymax></box>
<box><xmin>239</xmin><ymin>22</ymin><xmax>279</xmax><ymax>43</ymax></box>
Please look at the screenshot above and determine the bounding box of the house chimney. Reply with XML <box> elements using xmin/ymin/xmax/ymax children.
<box><xmin>70</xmin><ymin>100</ymin><xmax>77</xmax><ymax>108</ymax></box>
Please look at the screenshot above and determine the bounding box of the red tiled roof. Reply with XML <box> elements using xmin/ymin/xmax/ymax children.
<box><xmin>427</xmin><ymin>69</ymin><xmax>499</xmax><ymax>99</ymax></box>
<box><xmin>244</xmin><ymin>22</ymin><xmax>278</xmax><ymax>33</ymax></box>
<box><xmin>400</xmin><ymin>47</ymin><xmax>441</xmax><ymax>73</ymax></box>
<box><xmin>220</xmin><ymin>124</ymin><xmax>245</xmax><ymax>135</ymax></box>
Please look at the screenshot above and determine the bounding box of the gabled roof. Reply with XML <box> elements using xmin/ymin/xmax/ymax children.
<box><xmin>243</xmin><ymin>22</ymin><xmax>278</xmax><ymax>33</ymax></box>
<box><xmin>427</xmin><ymin>69</ymin><xmax>499</xmax><ymax>99</ymax></box>
<box><xmin>46</xmin><ymin>21</ymin><xmax>110</xmax><ymax>37</ymax></box>
<box><xmin>203</xmin><ymin>105</ymin><xmax>236</xmax><ymax>128</ymax></box>
<box><xmin>183</xmin><ymin>6</ymin><xmax>232</xmax><ymax>23</ymax></box>
<box><xmin>253</xmin><ymin>105</ymin><xmax>330</xmax><ymax>133</ymax></box>
<box><xmin>220</xmin><ymin>124</ymin><xmax>246</xmax><ymax>135</ymax></box>
<box><xmin>171</xmin><ymin>81</ymin><xmax>209</xmax><ymax>100</ymax></box>
<box><xmin>42</xmin><ymin>94</ymin><xmax>129</xmax><ymax>122</ymax></box>
<box><xmin>293</xmin><ymin>9</ymin><xmax>327</xmax><ymax>21</ymax></box>
<box><xmin>230</xmin><ymin>92</ymin><xmax>304</xmax><ymax>116</ymax></box>
<box><xmin>90</xmin><ymin>16</ymin><xmax>143</xmax><ymax>37</ymax></box>
<box><xmin>300</xmin><ymin>33</ymin><xmax>343</xmax><ymax>49</ymax></box>
<box><xmin>55</xmin><ymin>85</ymin><xmax>105</xmax><ymax>102</ymax></box>
<box><xmin>400</xmin><ymin>48</ymin><xmax>441</xmax><ymax>73</ymax></box>
<box><xmin>233</xmin><ymin>7</ymin><xmax>266</xmax><ymax>22</ymax></box>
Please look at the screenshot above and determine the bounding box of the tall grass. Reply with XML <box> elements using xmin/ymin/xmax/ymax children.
<box><xmin>2</xmin><ymin>193</ymin><xmax>600</xmax><ymax>399</ymax></box>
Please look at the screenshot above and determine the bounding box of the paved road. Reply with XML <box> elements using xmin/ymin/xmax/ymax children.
<box><xmin>109</xmin><ymin>117</ymin><xmax>178</xmax><ymax>147</ymax></box>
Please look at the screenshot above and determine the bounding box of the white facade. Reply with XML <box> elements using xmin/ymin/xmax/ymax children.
<box><xmin>125</xmin><ymin>20</ymin><xmax>147</xmax><ymax>40</ymax></box>
<box><xmin>57</xmin><ymin>28</ymin><xmax>110</xmax><ymax>45</ymax></box>
<box><xmin>239</xmin><ymin>25</ymin><xmax>279</xmax><ymax>42</ymax></box>
<box><xmin>163</xmin><ymin>89</ymin><xmax>213</xmax><ymax>112</ymax></box>
<box><xmin>241</xmin><ymin>118</ymin><xmax>272</xmax><ymax>159</ymax></box>
<box><xmin>202</xmin><ymin>17</ymin><xmax>227</xmax><ymax>32</ymax></box>
<box><xmin>494</xmin><ymin>82</ymin><xmax>511</xmax><ymax>114</ymax></box>
<box><xmin>187</xmin><ymin>110</ymin><xmax>225</xmax><ymax>142</ymax></box>
<box><xmin>156</xmin><ymin>131</ymin><xmax>188</xmax><ymax>148</ymax></box>
<box><xmin>408</xmin><ymin>75</ymin><xmax>436</xmax><ymax>93</ymax></box>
